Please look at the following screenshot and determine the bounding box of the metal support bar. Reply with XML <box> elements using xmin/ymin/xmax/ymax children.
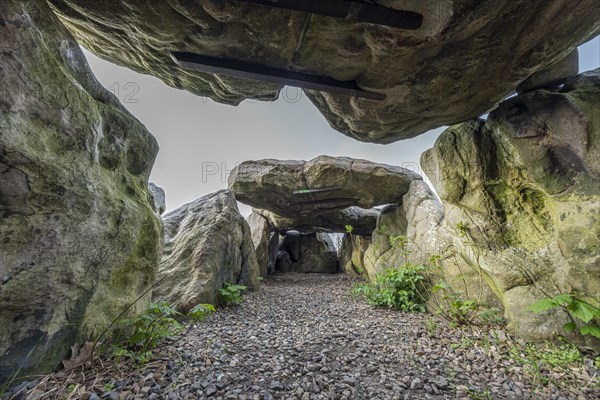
<box><xmin>235</xmin><ymin>0</ymin><xmax>423</xmax><ymax>30</ymax></box>
<box><xmin>171</xmin><ymin>52</ymin><xmax>386</xmax><ymax>100</ymax></box>
<box><xmin>293</xmin><ymin>187</ymin><xmax>343</xmax><ymax>195</ymax></box>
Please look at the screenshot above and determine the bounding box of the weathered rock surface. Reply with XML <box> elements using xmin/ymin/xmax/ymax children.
<box><xmin>47</xmin><ymin>0</ymin><xmax>599</xmax><ymax>142</ymax></box>
<box><xmin>517</xmin><ymin>49</ymin><xmax>579</xmax><ymax>94</ymax></box>
<box><xmin>247</xmin><ymin>212</ymin><xmax>278</xmax><ymax>277</ymax></box>
<box><xmin>148</xmin><ymin>182</ymin><xmax>166</xmax><ymax>215</ymax></box>
<box><xmin>363</xmin><ymin>181</ymin><xmax>499</xmax><ymax>306</ymax></box>
<box><xmin>275</xmin><ymin>233</ymin><xmax>339</xmax><ymax>274</ymax></box>
<box><xmin>154</xmin><ymin>190</ymin><xmax>260</xmax><ymax>310</ymax></box>
<box><xmin>421</xmin><ymin>69</ymin><xmax>600</xmax><ymax>344</ymax></box>
<box><xmin>0</xmin><ymin>0</ymin><xmax>161</xmax><ymax>381</ymax></box>
<box><xmin>229</xmin><ymin>156</ymin><xmax>421</xmax><ymax>217</ymax></box>
<box><xmin>257</xmin><ymin>206</ymin><xmax>378</xmax><ymax>236</ymax></box>
<box><xmin>339</xmin><ymin>234</ymin><xmax>371</xmax><ymax>277</ymax></box>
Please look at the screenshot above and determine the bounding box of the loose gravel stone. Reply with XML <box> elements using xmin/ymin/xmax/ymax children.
<box><xmin>8</xmin><ymin>274</ymin><xmax>600</xmax><ymax>400</ymax></box>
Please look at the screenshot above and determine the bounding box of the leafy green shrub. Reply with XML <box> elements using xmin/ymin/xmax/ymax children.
<box><xmin>110</xmin><ymin>302</ymin><xmax>215</xmax><ymax>363</ymax></box>
<box><xmin>353</xmin><ymin>262</ymin><xmax>427</xmax><ymax>311</ymax></box>
<box><xmin>220</xmin><ymin>283</ymin><xmax>247</xmax><ymax>305</ymax></box>
<box><xmin>530</xmin><ymin>294</ymin><xmax>600</xmax><ymax>339</ymax></box>
<box><xmin>389</xmin><ymin>234</ymin><xmax>408</xmax><ymax>250</ymax></box>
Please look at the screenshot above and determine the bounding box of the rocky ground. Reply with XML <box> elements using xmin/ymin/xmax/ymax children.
<box><xmin>6</xmin><ymin>274</ymin><xmax>599</xmax><ymax>400</ymax></box>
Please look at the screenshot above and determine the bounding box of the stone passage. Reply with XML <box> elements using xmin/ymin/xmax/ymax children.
<box><xmin>18</xmin><ymin>274</ymin><xmax>597</xmax><ymax>399</ymax></box>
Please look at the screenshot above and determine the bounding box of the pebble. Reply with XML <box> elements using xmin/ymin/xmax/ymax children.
<box><xmin>9</xmin><ymin>274</ymin><xmax>600</xmax><ymax>400</ymax></box>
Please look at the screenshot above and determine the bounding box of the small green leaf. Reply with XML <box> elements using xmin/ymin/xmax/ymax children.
<box><xmin>529</xmin><ymin>298</ymin><xmax>555</xmax><ymax>313</ymax></box>
<box><xmin>562</xmin><ymin>322</ymin><xmax>577</xmax><ymax>332</ymax></box>
<box><xmin>580</xmin><ymin>325</ymin><xmax>600</xmax><ymax>339</ymax></box>
<box><xmin>550</xmin><ymin>294</ymin><xmax>573</xmax><ymax>307</ymax></box>
<box><xmin>568</xmin><ymin>300</ymin><xmax>596</xmax><ymax>323</ymax></box>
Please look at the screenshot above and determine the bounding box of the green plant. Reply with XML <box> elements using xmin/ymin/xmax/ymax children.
<box><xmin>455</xmin><ymin>221</ymin><xmax>468</xmax><ymax>237</ymax></box>
<box><xmin>530</xmin><ymin>294</ymin><xmax>600</xmax><ymax>339</ymax></box>
<box><xmin>378</xmin><ymin>224</ymin><xmax>387</xmax><ymax>234</ymax></box>
<box><xmin>345</xmin><ymin>224</ymin><xmax>353</xmax><ymax>234</ymax></box>
<box><xmin>110</xmin><ymin>302</ymin><xmax>215</xmax><ymax>364</ymax></box>
<box><xmin>103</xmin><ymin>383</ymin><xmax>115</xmax><ymax>392</ymax></box>
<box><xmin>465</xmin><ymin>386</ymin><xmax>492</xmax><ymax>400</ymax></box>
<box><xmin>389</xmin><ymin>235</ymin><xmax>408</xmax><ymax>250</ymax></box>
<box><xmin>220</xmin><ymin>283</ymin><xmax>247</xmax><ymax>305</ymax></box>
<box><xmin>426</xmin><ymin>316</ymin><xmax>438</xmax><ymax>337</ymax></box>
<box><xmin>353</xmin><ymin>262</ymin><xmax>427</xmax><ymax>312</ymax></box>
<box><xmin>508</xmin><ymin>341</ymin><xmax>585</xmax><ymax>386</ymax></box>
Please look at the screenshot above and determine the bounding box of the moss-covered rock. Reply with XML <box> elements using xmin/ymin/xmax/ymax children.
<box><xmin>45</xmin><ymin>0</ymin><xmax>598</xmax><ymax>143</ymax></box>
<box><xmin>421</xmin><ymin>69</ymin><xmax>600</xmax><ymax>346</ymax></box>
<box><xmin>153</xmin><ymin>190</ymin><xmax>260</xmax><ymax>311</ymax></box>
<box><xmin>339</xmin><ymin>234</ymin><xmax>370</xmax><ymax>278</ymax></box>
<box><xmin>0</xmin><ymin>0</ymin><xmax>161</xmax><ymax>381</ymax></box>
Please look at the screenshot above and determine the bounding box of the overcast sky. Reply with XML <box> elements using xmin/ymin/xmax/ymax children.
<box><xmin>82</xmin><ymin>37</ymin><xmax>599</xmax><ymax>215</ymax></box>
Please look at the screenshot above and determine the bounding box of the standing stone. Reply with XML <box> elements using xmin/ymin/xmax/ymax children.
<box><xmin>339</xmin><ymin>234</ymin><xmax>371</xmax><ymax>277</ymax></box>
<box><xmin>362</xmin><ymin>181</ymin><xmax>500</xmax><ymax>308</ymax></box>
<box><xmin>0</xmin><ymin>0</ymin><xmax>162</xmax><ymax>381</ymax></box>
<box><xmin>153</xmin><ymin>190</ymin><xmax>260</xmax><ymax>310</ymax></box>
<box><xmin>421</xmin><ymin>69</ymin><xmax>600</xmax><ymax>344</ymax></box>
<box><xmin>247</xmin><ymin>212</ymin><xmax>275</xmax><ymax>277</ymax></box>
<box><xmin>148</xmin><ymin>182</ymin><xmax>166</xmax><ymax>215</ymax></box>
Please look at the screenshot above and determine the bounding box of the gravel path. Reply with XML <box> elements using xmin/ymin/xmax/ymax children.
<box><xmin>7</xmin><ymin>274</ymin><xmax>599</xmax><ymax>400</ymax></box>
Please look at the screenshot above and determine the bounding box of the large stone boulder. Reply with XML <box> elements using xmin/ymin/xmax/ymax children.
<box><xmin>421</xmin><ymin>69</ymin><xmax>600</xmax><ymax>344</ymax></box>
<box><xmin>339</xmin><ymin>234</ymin><xmax>371</xmax><ymax>277</ymax></box>
<box><xmin>47</xmin><ymin>0</ymin><xmax>598</xmax><ymax>142</ymax></box>
<box><xmin>0</xmin><ymin>0</ymin><xmax>162</xmax><ymax>381</ymax></box>
<box><xmin>257</xmin><ymin>206</ymin><xmax>378</xmax><ymax>236</ymax></box>
<box><xmin>148</xmin><ymin>182</ymin><xmax>166</xmax><ymax>215</ymax></box>
<box><xmin>154</xmin><ymin>190</ymin><xmax>260</xmax><ymax>310</ymax></box>
<box><xmin>246</xmin><ymin>212</ymin><xmax>279</xmax><ymax>277</ymax></box>
<box><xmin>229</xmin><ymin>156</ymin><xmax>421</xmax><ymax>217</ymax></box>
<box><xmin>363</xmin><ymin>181</ymin><xmax>499</xmax><ymax>305</ymax></box>
<box><xmin>275</xmin><ymin>233</ymin><xmax>339</xmax><ymax>274</ymax></box>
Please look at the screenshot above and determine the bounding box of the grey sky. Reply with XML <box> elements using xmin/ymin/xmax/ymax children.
<box><xmin>82</xmin><ymin>36</ymin><xmax>599</xmax><ymax>215</ymax></box>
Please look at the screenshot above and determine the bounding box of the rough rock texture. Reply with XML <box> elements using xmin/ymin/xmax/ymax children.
<box><xmin>0</xmin><ymin>0</ymin><xmax>162</xmax><ymax>381</ymax></box>
<box><xmin>247</xmin><ymin>212</ymin><xmax>278</xmax><ymax>277</ymax></box>
<box><xmin>363</xmin><ymin>181</ymin><xmax>500</xmax><ymax>307</ymax></box>
<box><xmin>148</xmin><ymin>182</ymin><xmax>166</xmax><ymax>215</ymax></box>
<box><xmin>229</xmin><ymin>156</ymin><xmax>421</xmax><ymax>217</ymax></box>
<box><xmin>46</xmin><ymin>0</ymin><xmax>599</xmax><ymax>143</ymax></box>
<box><xmin>154</xmin><ymin>190</ymin><xmax>260</xmax><ymax>311</ymax></box>
<box><xmin>257</xmin><ymin>206</ymin><xmax>378</xmax><ymax>236</ymax></box>
<box><xmin>275</xmin><ymin>233</ymin><xmax>339</xmax><ymax>274</ymax></box>
<box><xmin>339</xmin><ymin>234</ymin><xmax>371</xmax><ymax>277</ymax></box>
<box><xmin>421</xmin><ymin>69</ymin><xmax>600</xmax><ymax>343</ymax></box>
<box><xmin>517</xmin><ymin>49</ymin><xmax>579</xmax><ymax>94</ymax></box>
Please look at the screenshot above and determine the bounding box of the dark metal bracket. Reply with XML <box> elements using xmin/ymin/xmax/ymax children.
<box><xmin>235</xmin><ymin>0</ymin><xmax>423</xmax><ymax>30</ymax></box>
<box><xmin>171</xmin><ymin>51</ymin><xmax>386</xmax><ymax>100</ymax></box>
